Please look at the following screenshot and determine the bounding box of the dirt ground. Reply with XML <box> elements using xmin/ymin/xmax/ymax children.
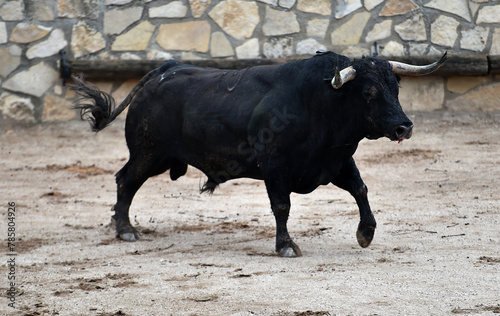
<box><xmin>1</xmin><ymin>111</ymin><xmax>500</xmax><ymax>316</ymax></box>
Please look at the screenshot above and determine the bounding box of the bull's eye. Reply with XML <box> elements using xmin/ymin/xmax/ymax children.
<box><xmin>363</xmin><ymin>86</ymin><xmax>378</xmax><ymax>103</ymax></box>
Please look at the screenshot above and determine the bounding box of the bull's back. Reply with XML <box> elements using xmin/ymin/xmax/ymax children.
<box><xmin>126</xmin><ymin>63</ymin><xmax>287</xmax><ymax>175</ymax></box>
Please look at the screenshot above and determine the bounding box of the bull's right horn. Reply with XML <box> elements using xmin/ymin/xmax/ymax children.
<box><xmin>389</xmin><ymin>52</ymin><xmax>448</xmax><ymax>76</ymax></box>
<box><xmin>331</xmin><ymin>66</ymin><xmax>356</xmax><ymax>89</ymax></box>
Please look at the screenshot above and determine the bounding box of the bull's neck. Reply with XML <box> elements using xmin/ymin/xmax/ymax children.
<box><xmin>308</xmin><ymin>85</ymin><xmax>366</xmax><ymax>148</ymax></box>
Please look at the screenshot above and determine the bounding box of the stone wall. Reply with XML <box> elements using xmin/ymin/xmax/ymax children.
<box><xmin>1</xmin><ymin>0</ymin><xmax>500</xmax><ymax>124</ymax></box>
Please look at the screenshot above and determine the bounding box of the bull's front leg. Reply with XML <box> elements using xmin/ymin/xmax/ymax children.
<box><xmin>265</xmin><ymin>179</ymin><xmax>302</xmax><ymax>257</ymax></box>
<box><xmin>332</xmin><ymin>158</ymin><xmax>376</xmax><ymax>248</ymax></box>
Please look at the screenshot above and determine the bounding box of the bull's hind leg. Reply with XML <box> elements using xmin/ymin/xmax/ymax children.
<box><xmin>332</xmin><ymin>158</ymin><xmax>376</xmax><ymax>248</ymax></box>
<box><xmin>113</xmin><ymin>155</ymin><xmax>172</xmax><ymax>241</ymax></box>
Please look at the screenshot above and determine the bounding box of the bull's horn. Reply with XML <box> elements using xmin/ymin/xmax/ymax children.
<box><xmin>389</xmin><ymin>52</ymin><xmax>448</xmax><ymax>76</ymax></box>
<box><xmin>331</xmin><ymin>66</ymin><xmax>356</xmax><ymax>89</ymax></box>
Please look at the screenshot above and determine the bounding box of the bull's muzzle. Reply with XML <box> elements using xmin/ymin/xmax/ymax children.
<box><xmin>394</xmin><ymin>122</ymin><xmax>413</xmax><ymax>142</ymax></box>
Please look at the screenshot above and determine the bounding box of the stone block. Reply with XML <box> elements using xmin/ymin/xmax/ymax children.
<box><xmin>335</xmin><ymin>0</ymin><xmax>362</xmax><ymax>19</ymax></box>
<box><xmin>10</xmin><ymin>23</ymin><xmax>51</xmax><ymax>44</ymax></box>
<box><xmin>53</xmin><ymin>84</ymin><xmax>64</xmax><ymax>96</ymax></box>
<box><xmin>189</xmin><ymin>0</ymin><xmax>211</xmax><ymax>18</ymax></box>
<box><xmin>2</xmin><ymin>62</ymin><xmax>59</xmax><ymax>98</ymax></box>
<box><xmin>297</xmin><ymin>0</ymin><xmax>332</xmax><ymax>16</ymax></box>
<box><xmin>279</xmin><ymin>0</ymin><xmax>296</xmax><ymax>9</ymax></box>
<box><xmin>147</xmin><ymin>50</ymin><xmax>173</xmax><ymax>60</ymax></box>
<box><xmin>27</xmin><ymin>0</ymin><xmax>56</xmax><ymax>21</ymax></box>
<box><xmin>104</xmin><ymin>7</ymin><xmax>143</xmax><ymax>35</ymax></box>
<box><xmin>0</xmin><ymin>22</ymin><xmax>7</xmax><ymax>44</ymax></box>
<box><xmin>263</xmin><ymin>7</ymin><xmax>300</xmax><ymax>36</ymax></box>
<box><xmin>364</xmin><ymin>0</ymin><xmax>384</xmax><ymax>11</ymax></box>
<box><xmin>211</xmin><ymin>32</ymin><xmax>234</xmax><ymax>58</ymax></box>
<box><xmin>27</xmin><ymin>29</ymin><xmax>68</xmax><ymax>59</ymax></box>
<box><xmin>379</xmin><ymin>0</ymin><xmax>418</xmax><ymax>17</ymax></box>
<box><xmin>120</xmin><ymin>53</ymin><xmax>141</xmax><ymax>60</ymax></box>
<box><xmin>0</xmin><ymin>93</ymin><xmax>35</xmax><ymax>123</ymax></box>
<box><xmin>0</xmin><ymin>0</ymin><xmax>24</xmax><ymax>21</ymax></box>
<box><xmin>112</xmin><ymin>21</ymin><xmax>155</xmax><ymax>52</ymax></box>
<box><xmin>149</xmin><ymin>2</ymin><xmax>188</xmax><ymax>18</ymax></box>
<box><xmin>431</xmin><ymin>15</ymin><xmax>459</xmax><ymax>48</ymax></box>
<box><xmin>460</xmin><ymin>26</ymin><xmax>489</xmax><ymax>52</ymax></box>
<box><xmin>395</xmin><ymin>13</ymin><xmax>426</xmax><ymax>41</ymax></box>
<box><xmin>0</xmin><ymin>45</ymin><xmax>22</xmax><ymax>78</ymax></box>
<box><xmin>340</xmin><ymin>46</ymin><xmax>370</xmax><ymax>58</ymax></box>
<box><xmin>181</xmin><ymin>52</ymin><xmax>204</xmax><ymax>60</ymax></box>
<box><xmin>476</xmin><ymin>5</ymin><xmax>500</xmax><ymax>24</ymax></box>
<box><xmin>491</xmin><ymin>28</ymin><xmax>500</xmax><ymax>55</ymax></box>
<box><xmin>331</xmin><ymin>11</ymin><xmax>370</xmax><ymax>46</ymax></box>
<box><xmin>409</xmin><ymin>43</ymin><xmax>428</xmax><ymax>56</ymax></box>
<box><xmin>209</xmin><ymin>0</ymin><xmax>259</xmax><ymax>40</ymax></box>
<box><xmin>72</xmin><ymin>22</ymin><xmax>106</xmax><ymax>58</ymax></box>
<box><xmin>297</xmin><ymin>38</ymin><xmax>326</xmax><ymax>55</ymax></box>
<box><xmin>42</xmin><ymin>94</ymin><xmax>76</xmax><ymax>122</ymax></box>
<box><xmin>157</xmin><ymin>21</ymin><xmax>210</xmax><ymax>52</ymax></box>
<box><xmin>58</xmin><ymin>0</ymin><xmax>99</xmax><ymax>19</ymax></box>
<box><xmin>428</xmin><ymin>46</ymin><xmax>443</xmax><ymax>56</ymax></box>
<box><xmin>399</xmin><ymin>77</ymin><xmax>445</xmax><ymax>111</ymax></box>
<box><xmin>425</xmin><ymin>0</ymin><xmax>471</xmax><ymax>22</ymax></box>
<box><xmin>446</xmin><ymin>83</ymin><xmax>500</xmax><ymax>111</ymax></box>
<box><xmin>380</xmin><ymin>41</ymin><xmax>405</xmax><ymax>57</ymax></box>
<box><xmin>307</xmin><ymin>19</ymin><xmax>329</xmax><ymax>39</ymax></box>
<box><xmin>365</xmin><ymin>20</ymin><xmax>392</xmax><ymax>43</ymax></box>
<box><xmin>447</xmin><ymin>76</ymin><xmax>489</xmax><ymax>94</ymax></box>
<box><xmin>236</xmin><ymin>39</ymin><xmax>260</xmax><ymax>59</ymax></box>
<box><xmin>263</xmin><ymin>38</ymin><xmax>294</xmax><ymax>58</ymax></box>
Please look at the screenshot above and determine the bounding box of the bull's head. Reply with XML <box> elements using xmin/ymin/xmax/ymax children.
<box><xmin>331</xmin><ymin>53</ymin><xmax>447</xmax><ymax>142</ymax></box>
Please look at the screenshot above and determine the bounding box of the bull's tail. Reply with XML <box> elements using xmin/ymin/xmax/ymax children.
<box><xmin>70</xmin><ymin>68</ymin><xmax>160</xmax><ymax>132</ymax></box>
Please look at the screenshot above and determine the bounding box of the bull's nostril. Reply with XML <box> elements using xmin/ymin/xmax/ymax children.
<box><xmin>395</xmin><ymin>126</ymin><xmax>406</xmax><ymax>138</ymax></box>
<box><xmin>394</xmin><ymin>124</ymin><xmax>413</xmax><ymax>139</ymax></box>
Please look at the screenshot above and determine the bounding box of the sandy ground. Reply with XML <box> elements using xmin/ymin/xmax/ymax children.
<box><xmin>1</xmin><ymin>111</ymin><xmax>500</xmax><ymax>316</ymax></box>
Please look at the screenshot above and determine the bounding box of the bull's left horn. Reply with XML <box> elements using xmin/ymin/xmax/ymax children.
<box><xmin>331</xmin><ymin>66</ymin><xmax>356</xmax><ymax>89</ymax></box>
<box><xmin>389</xmin><ymin>52</ymin><xmax>448</xmax><ymax>76</ymax></box>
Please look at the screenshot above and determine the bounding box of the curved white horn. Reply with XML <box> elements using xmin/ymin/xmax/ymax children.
<box><xmin>389</xmin><ymin>52</ymin><xmax>448</xmax><ymax>76</ymax></box>
<box><xmin>331</xmin><ymin>66</ymin><xmax>356</xmax><ymax>89</ymax></box>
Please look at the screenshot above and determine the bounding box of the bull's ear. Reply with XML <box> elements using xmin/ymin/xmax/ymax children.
<box><xmin>396</xmin><ymin>74</ymin><xmax>402</xmax><ymax>87</ymax></box>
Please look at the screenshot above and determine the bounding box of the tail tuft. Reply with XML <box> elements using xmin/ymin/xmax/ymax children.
<box><xmin>70</xmin><ymin>75</ymin><xmax>116</xmax><ymax>132</ymax></box>
<box><xmin>200</xmin><ymin>178</ymin><xmax>219</xmax><ymax>195</ymax></box>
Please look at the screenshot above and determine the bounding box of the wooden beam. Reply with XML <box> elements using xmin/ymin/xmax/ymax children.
<box><xmin>67</xmin><ymin>58</ymin><xmax>300</xmax><ymax>80</ymax></box>
<box><xmin>488</xmin><ymin>55</ymin><xmax>500</xmax><ymax>75</ymax></box>
<box><xmin>67</xmin><ymin>54</ymin><xmax>493</xmax><ymax>80</ymax></box>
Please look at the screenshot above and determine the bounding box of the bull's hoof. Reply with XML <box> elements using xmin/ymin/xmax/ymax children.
<box><xmin>356</xmin><ymin>225</ymin><xmax>375</xmax><ymax>248</ymax></box>
<box><xmin>277</xmin><ymin>243</ymin><xmax>303</xmax><ymax>257</ymax></box>
<box><xmin>113</xmin><ymin>217</ymin><xmax>140</xmax><ymax>242</ymax></box>
<box><xmin>119</xmin><ymin>232</ymin><xmax>139</xmax><ymax>242</ymax></box>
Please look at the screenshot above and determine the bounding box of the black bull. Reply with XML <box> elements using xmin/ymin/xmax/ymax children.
<box><xmin>72</xmin><ymin>51</ymin><xmax>447</xmax><ymax>257</ymax></box>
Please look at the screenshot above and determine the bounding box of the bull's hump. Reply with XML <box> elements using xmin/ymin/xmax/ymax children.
<box><xmin>158</xmin><ymin>59</ymin><xmax>182</xmax><ymax>73</ymax></box>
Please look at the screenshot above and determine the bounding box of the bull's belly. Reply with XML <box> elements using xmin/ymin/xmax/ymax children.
<box><xmin>291</xmin><ymin>171</ymin><xmax>333</xmax><ymax>194</ymax></box>
<box><xmin>176</xmin><ymin>145</ymin><xmax>345</xmax><ymax>194</ymax></box>
<box><xmin>182</xmin><ymin>152</ymin><xmax>263</xmax><ymax>183</ymax></box>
